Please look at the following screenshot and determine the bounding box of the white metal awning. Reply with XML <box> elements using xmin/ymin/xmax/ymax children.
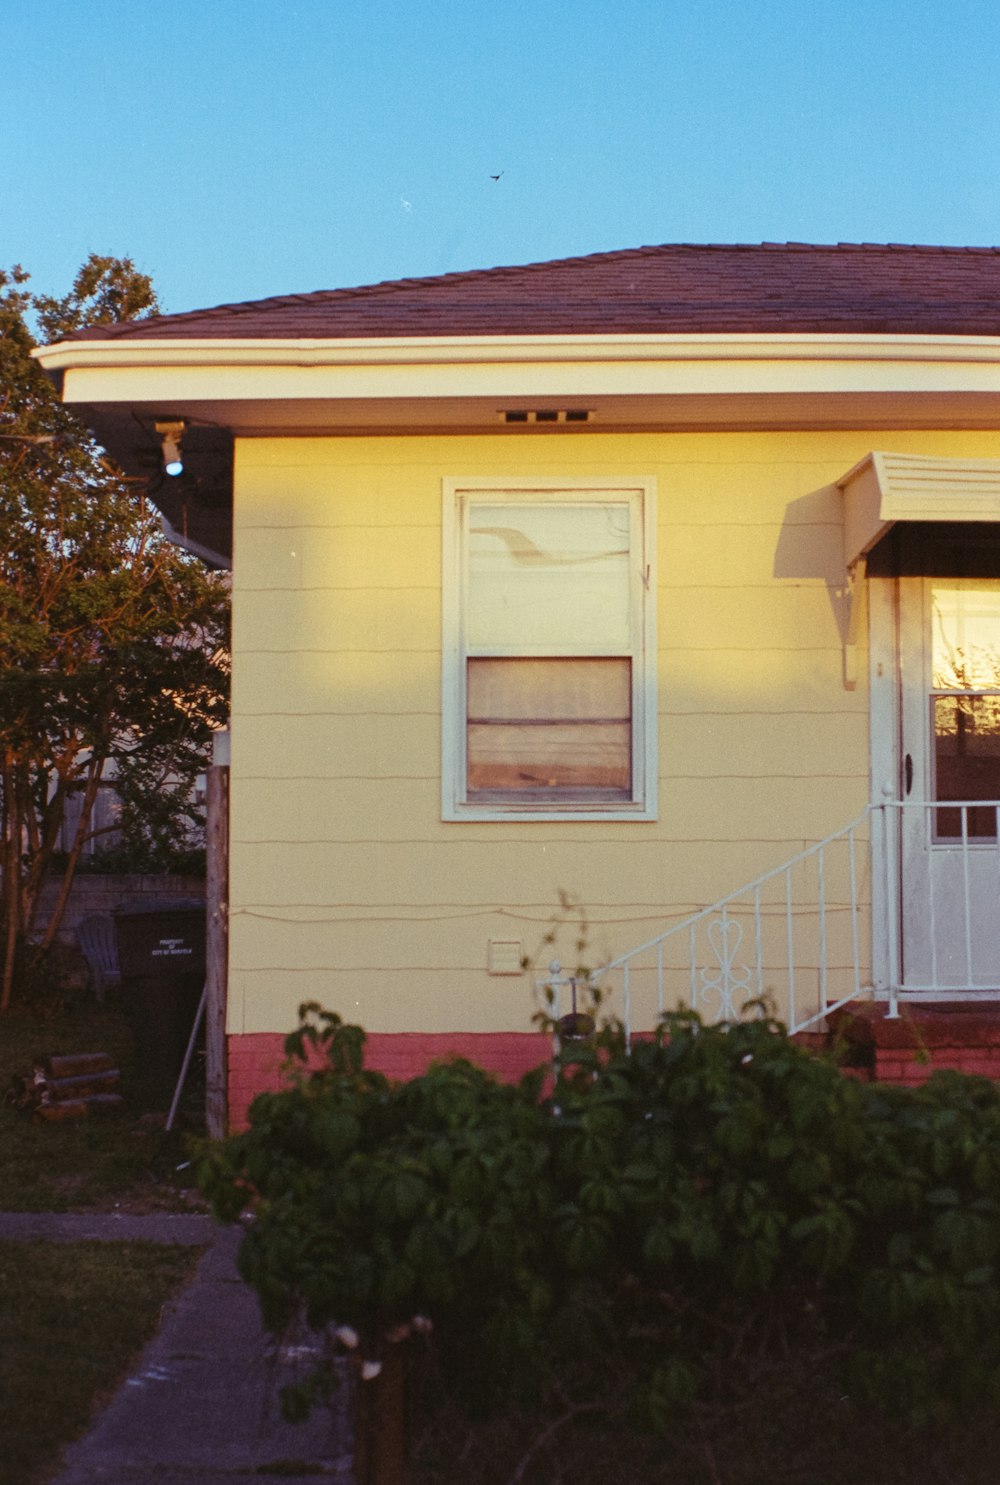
<box><xmin>840</xmin><ymin>451</ymin><xmax>1000</xmax><ymax>569</ymax></box>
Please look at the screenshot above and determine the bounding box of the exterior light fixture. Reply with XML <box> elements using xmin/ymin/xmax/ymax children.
<box><xmin>155</xmin><ymin>419</ymin><xmax>186</xmax><ymax>477</ymax></box>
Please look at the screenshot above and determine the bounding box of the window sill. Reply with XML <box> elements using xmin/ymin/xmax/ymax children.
<box><xmin>443</xmin><ymin>803</ymin><xmax>658</xmax><ymax>822</ymax></box>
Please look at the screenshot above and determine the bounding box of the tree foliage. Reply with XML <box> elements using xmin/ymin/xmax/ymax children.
<box><xmin>0</xmin><ymin>256</ymin><xmax>230</xmax><ymax>1010</ymax></box>
<box><xmin>200</xmin><ymin>1007</ymin><xmax>1000</xmax><ymax>1482</ymax></box>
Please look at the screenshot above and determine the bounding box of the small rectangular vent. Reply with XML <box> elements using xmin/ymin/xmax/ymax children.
<box><xmin>501</xmin><ymin>409</ymin><xmax>593</xmax><ymax>425</ymax></box>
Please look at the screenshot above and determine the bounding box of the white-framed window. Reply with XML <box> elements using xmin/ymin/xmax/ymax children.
<box><xmin>442</xmin><ymin>478</ymin><xmax>657</xmax><ymax>820</ymax></box>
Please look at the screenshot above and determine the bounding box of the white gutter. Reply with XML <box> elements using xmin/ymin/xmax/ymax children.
<box><xmin>34</xmin><ymin>331</ymin><xmax>1000</xmax><ymax>374</ymax></box>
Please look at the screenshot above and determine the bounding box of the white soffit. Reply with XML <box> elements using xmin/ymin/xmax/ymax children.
<box><xmin>840</xmin><ymin>452</ymin><xmax>1000</xmax><ymax>569</ymax></box>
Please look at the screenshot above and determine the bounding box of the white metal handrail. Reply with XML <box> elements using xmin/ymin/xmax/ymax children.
<box><xmin>546</xmin><ymin>798</ymin><xmax>1000</xmax><ymax>1045</ymax></box>
<box><xmin>578</xmin><ymin>810</ymin><xmax>875</xmax><ymax>1040</ymax></box>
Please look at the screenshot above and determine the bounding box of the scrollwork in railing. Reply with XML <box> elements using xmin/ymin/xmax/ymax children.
<box><xmin>697</xmin><ymin>916</ymin><xmax>754</xmax><ymax>1021</ymax></box>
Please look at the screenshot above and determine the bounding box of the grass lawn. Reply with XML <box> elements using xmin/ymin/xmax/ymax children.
<box><xmin>0</xmin><ymin>1239</ymin><xmax>203</xmax><ymax>1485</ymax></box>
<box><xmin>0</xmin><ymin>988</ymin><xmax>207</xmax><ymax>1212</ymax></box>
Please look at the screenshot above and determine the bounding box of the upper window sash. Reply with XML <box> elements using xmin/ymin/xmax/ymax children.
<box><xmin>466</xmin><ymin>500</ymin><xmax>635</xmax><ymax>656</ymax></box>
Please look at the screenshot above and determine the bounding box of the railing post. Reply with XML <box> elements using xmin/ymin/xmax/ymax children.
<box><xmin>544</xmin><ymin>961</ymin><xmax>563</xmax><ymax>1064</ymax></box>
<box><xmin>926</xmin><ymin>800</ymin><xmax>941</xmax><ymax>990</ymax></box>
<box><xmin>961</xmin><ymin>805</ymin><xmax>974</xmax><ymax>987</ymax></box>
<box><xmin>817</xmin><ymin>845</ymin><xmax>828</xmax><ymax>1012</ymax></box>
<box><xmin>752</xmin><ymin>886</ymin><xmax>764</xmax><ymax>1003</ymax></box>
<box><xmin>784</xmin><ymin>868</ymin><xmax>795</xmax><ymax>1031</ymax></box>
<box><xmin>848</xmin><ymin>824</ymin><xmax>861</xmax><ymax>997</ymax></box>
<box><xmin>882</xmin><ymin>801</ymin><xmax>901</xmax><ymax>1019</ymax></box>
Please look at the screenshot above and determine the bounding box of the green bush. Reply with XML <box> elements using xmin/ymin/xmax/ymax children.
<box><xmin>198</xmin><ymin>1003</ymin><xmax>1000</xmax><ymax>1465</ymax></box>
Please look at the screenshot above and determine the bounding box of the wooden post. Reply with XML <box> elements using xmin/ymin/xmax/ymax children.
<box><xmin>205</xmin><ymin>739</ymin><xmax>230</xmax><ymax>1138</ymax></box>
<box><xmin>352</xmin><ymin>1343</ymin><xmax>410</xmax><ymax>1485</ymax></box>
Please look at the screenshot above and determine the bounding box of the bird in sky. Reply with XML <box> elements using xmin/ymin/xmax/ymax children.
<box><xmin>490</xmin><ymin>171</ymin><xmax>503</xmax><ymax>181</ymax></box>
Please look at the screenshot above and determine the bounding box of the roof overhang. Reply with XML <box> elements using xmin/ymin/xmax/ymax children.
<box><xmin>840</xmin><ymin>452</ymin><xmax>1000</xmax><ymax>569</ymax></box>
<box><xmin>34</xmin><ymin>330</ymin><xmax>1000</xmax><ymax>571</ymax></box>
<box><xmin>36</xmin><ymin>326</ymin><xmax>1000</xmax><ymax>453</ymax></box>
<box><xmin>35</xmin><ymin>332</ymin><xmax>1000</xmax><ymax>425</ymax></box>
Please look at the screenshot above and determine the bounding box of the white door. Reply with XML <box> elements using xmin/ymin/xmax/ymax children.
<box><xmin>899</xmin><ymin>577</ymin><xmax>1000</xmax><ymax>990</ymax></box>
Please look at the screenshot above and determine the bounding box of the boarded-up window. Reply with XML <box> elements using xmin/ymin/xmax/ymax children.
<box><xmin>443</xmin><ymin>482</ymin><xmax>656</xmax><ymax>818</ymax></box>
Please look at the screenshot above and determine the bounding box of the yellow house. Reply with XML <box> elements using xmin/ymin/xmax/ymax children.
<box><xmin>36</xmin><ymin>242</ymin><xmax>1000</xmax><ymax>1123</ymax></box>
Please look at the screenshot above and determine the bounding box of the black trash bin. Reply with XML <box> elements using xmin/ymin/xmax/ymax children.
<box><xmin>114</xmin><ymin>904</ymin><xmax>206</xmax><ymax>1093</ymax></box>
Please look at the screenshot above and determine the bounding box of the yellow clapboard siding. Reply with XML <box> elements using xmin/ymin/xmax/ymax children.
<box><xmin>661</xmin><ymin>644</ymin><xmax>867</xmax><ymax>712</ymax></box>
<box><xmin>661</xmin><ymin>711</ymin><xmax>868</xmax><ymax>777</ymax></box>
<box><xmin>659</xmin><ymin>584</ymin><xmax>846</xmax><ymax>653</ymax></box>
<box><xmin>231</xmin><ymin>649</ymin><xmax>439</xmax><ymax>716</ymax></box>
<box><xmin>660</xmin><ymin>775</ymin><xmax>868</xmax><ymax>842</ymax></box>
<box><xmin>233</xmin><ymin>962</ymin><xmax>863</xmax><ymax>1039</ymax></box>
<box><xmin>664</xmin><ymin>522</ymin><xmax>846</xmax><ymax>587</ymax></box>
<box><xmin>232</xmin><ymin>776</ymin><xmax>439</xmax><ymax>840</ymax></box>
<box><xmin>229</xmin><ymin>772</ymin><xmax>865</xmax><ymax>846</ymax></box>
<box><xmin>234</xmin><ymin>958</ymin><xmax>872</xmax><ymax>1038</ymax></box>
<box><xmin>229</xmin><ymin>911</ymin><xmax>539</xmax><ymax>976</ymax></box>
<box><xmin>229</xmin><ymin>904</ymin><xmax>866</xmax><ymax>987</ymax></box>
<box><xmin>236</xmin><ymin>524</ymin><xmax>440</xmax><ymax>589</ymax></box>
<box><xmin>234</xmin><ymin>483</ymin><xmax>438</xmax><ymax>530</ymax></box>
<box><xmin>228</xmin><ymin>836</ymin><xmax>857</xmax><ymax>911</ymax></box>
<box><xmin>232</xmin><ymin>712</ymin><xmax>440</xmax><ymax>778</ymax></box>
<box><xmin>234</xmin><ymin>585</ymin><xmax>439</xmax><ymax>654</ymax></box>
<box><xmin>230</xmin><ymin>645</ymin><xmax>863</xmax><ymax>723</ymax></box>
<box><xmin>236</xmin><ymin>428</ymin><xmax>1000</xmax><ymax>479</ymax></box>
<box><xmin>233</xmin><ymin>967</ymin><xmax>546</xmax><ymax>1037</ymax></box>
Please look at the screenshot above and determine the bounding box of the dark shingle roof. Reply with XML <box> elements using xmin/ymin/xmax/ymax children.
<box><xmin>71</xmin><ymin>243</ymin><xmax>1000</xmax><ymax>342</ymax></box>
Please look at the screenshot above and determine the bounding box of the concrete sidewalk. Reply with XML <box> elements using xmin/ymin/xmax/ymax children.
<box><xmin>0</xmin><ymin>1210</ymin><xmax>214</xmax><ymax>1246</ymax></box>
<box><xmin>0</xmin><ymin>1214</ymin><xmax>353</xmax><ymax>1484</ymax></box>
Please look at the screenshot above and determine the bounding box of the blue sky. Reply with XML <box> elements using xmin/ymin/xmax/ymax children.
<box><xmin>4</xmin><ymin>0</ymin><xmax>1000</xmax><ymax>315</ymax></box>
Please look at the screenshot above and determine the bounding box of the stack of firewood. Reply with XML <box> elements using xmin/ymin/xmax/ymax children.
<box><xmin>4</xmin><ymin>1052</ymin><xmax>123</xmax><ymax>1121</ymax></box>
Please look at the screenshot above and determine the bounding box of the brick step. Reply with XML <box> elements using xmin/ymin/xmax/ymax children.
<box><xmin>816</xmin><ymin>1004</ymin><xmax>1000</xmax><ymax>1085</ymax></box>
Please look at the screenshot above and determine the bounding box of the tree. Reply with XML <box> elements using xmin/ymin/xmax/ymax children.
<box><xmin>0</xmin><ymin>257</ymin><xmax>230</xmax><ymax>1011</ymax></box>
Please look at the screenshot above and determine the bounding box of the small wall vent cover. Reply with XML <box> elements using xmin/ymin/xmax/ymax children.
<box><xmin>487</xmin><ymin>939</ymin><xmax>524</xmax><ymax>975</ymax></box>
<box><xmin>501</xmin><ymin>409</ymin><xmax>593</xmax><ymax>425</ymax></box>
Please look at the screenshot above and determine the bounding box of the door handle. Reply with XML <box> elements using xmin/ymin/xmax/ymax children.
<box><xmin>904</xmin><ymin>753</ymin><xmax>913</xmax><ymax>796</ymax></box>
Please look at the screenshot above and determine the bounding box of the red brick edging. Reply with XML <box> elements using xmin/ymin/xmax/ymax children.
<box><xmin>227</xmin><ymin>1030</ymin><xmax>551</xmax><ymax>1131</ymax></box>
<box><xmin>227</xmin><ymin>1009</ymin><xmax>1000</xmax><ymax>1129</ymax></box>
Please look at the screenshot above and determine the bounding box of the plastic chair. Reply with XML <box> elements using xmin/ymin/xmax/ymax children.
<box><xmin>76</xmin><ymin>915</ymin><xmax>122</xmax><ymax>1002</ymax></box>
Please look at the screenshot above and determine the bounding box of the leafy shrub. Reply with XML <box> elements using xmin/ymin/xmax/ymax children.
<box><xmin>198</xmin><ymin>1003</ymin><xmax>1000</xmax><ymax>1474</ymax></box>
